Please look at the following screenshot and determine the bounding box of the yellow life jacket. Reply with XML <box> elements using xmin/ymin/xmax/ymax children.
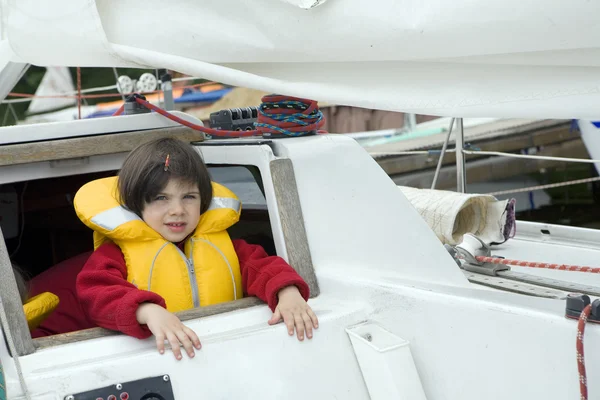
<box><xmin>74</xmin><ymin>176</ymin><xmax>243</xmax><ymax>313</ymax></box>
<box><xmin>23</xmin><ymin>292</ymin><xmax>59</xmax><ymax>331</ymax></box>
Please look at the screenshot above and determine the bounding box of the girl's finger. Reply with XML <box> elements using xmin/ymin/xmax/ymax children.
<box><xmin>176</xmin><ymin>329</ymin><xmax>195</xmax><ymax>358</ymax></box>
<box><xmin>307</xmin><ymin>308</ymin><xmax>319</xmax><ymax>328</ymax></box>
<box><xmin>155</xmin><ymin>333</ymin><xmax>166</xmax><ymax>355</ymax></box>
<box><xmin>282</xmin><ymin>311</ymin><xmax>295</xmax><ymax>336</ymax></box>
<box><xmin>302</xmin><ymin>312</ymin><xmax>314</xmax><ymax>339</ymax></box>
<box><xmin>293</xmin><ymin>313</ymin><xmax>306</xmax><ymax>341</ymax></box>
<box><xmin>166</xmin><ymin>332</ymin><xmax>183</xmax><ymax>360</ymax></box>
<box><xmin>183</xmin><ymin>326</ymin><xmax>202</xmax><ymax>350</ymax></box>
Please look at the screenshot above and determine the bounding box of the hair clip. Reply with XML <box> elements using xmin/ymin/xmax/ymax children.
<box><xmin>164</xmin><ymin>154</ymin><xmax>170</xmax><ymax>171</ymax></box>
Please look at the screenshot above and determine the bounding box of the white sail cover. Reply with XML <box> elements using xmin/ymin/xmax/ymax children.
<box><xmin>398</xmin><ymin>186</ymin><xmax>510</xmax><ymax>245</ymax></box>
<box><xmin>1</xmin><ymin>0</ymin><xmax>600</xmax><ymax>118</ymax></box>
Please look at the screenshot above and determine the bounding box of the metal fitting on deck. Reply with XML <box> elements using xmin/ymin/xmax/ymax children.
<box><xmin>455</xmin><ymin>234</ymin><xmax>490</xmax><ymax>265</ymax></box>
<box><xmin>454</xmin><ymin>234</ymin><xmax>510</xmax><ymax>276</ymax></box>
<box><xmin>124</xmin><ymin>93</ymin><xmax>151</xmax><ymax>115</ymax></box>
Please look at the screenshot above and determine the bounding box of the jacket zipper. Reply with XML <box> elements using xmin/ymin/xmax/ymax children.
<box><xmin>147</xmin><ymin>241</ymin><xmax>200</xmax><ymax>308</ymax></box>
<box><xmin>176</xmin><ymin>243</ymin><xmax>200</xmax><ymax>308</ymax></box>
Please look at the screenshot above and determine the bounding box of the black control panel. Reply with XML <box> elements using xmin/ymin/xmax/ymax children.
<box><xmin>65</xmin><ymin>375</ymin><xmax>175</xmax><ymax>400</ymax></box>
<box><xmin>209</xmin><ymin>107</ymin><xmax>258</xmax><ymax>132</ymax></box>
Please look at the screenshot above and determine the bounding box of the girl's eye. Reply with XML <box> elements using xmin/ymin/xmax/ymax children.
<box><xmin>155</xmin><ymin>195</ymin><xmax>167</xmax><ymax>201</ymax></box>
<box><xmin>184</xmin><ymin>194</ymin><xmax>198</xmax><ymax>199</ymax></box>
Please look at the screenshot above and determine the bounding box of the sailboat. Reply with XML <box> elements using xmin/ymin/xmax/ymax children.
<box><xmin>0</xmin><ymin>1</ymin><xmax>599</xmax><ymax>399</ymax></box>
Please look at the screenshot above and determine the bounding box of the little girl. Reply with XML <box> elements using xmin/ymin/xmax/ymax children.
<box><xmin>74</xmin><ymin>137</ymin><xmax>318</xmax><ymax>360</ymax></box>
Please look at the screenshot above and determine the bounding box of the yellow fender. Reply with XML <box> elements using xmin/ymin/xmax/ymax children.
<box><xmin>23</xmin><ymin>292</ymin><xmax>59</xmax><ymax>331</ymax></box>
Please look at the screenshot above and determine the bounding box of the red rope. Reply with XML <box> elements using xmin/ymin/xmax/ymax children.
<box><xmin>475</xmin><ymin>256</ymin><xmax>600</xmax><ymax>274</ymax></box>
<box><xmin>577</xmin><ymin>304</ymin><xmax>591</xmax><ymax>400</ymax></box>
<box><xmin>112</xmin><ymin>104</ymin><xmax>125</xmax><ymax>116</ymax></box>
<box><xmin>131</xmin><ymin>95</ymin><xmax>325</xmax><ymax>138</ymax></box>
<box><xmin>134</xmin><ymin>97</ymin><xmax>257</xmax><ymax>137</ymax></box>
<box><xmin>476</xmin><ymin>256</ymin><xmax>597</xmax><ymax>399</ymax></box>
<box><xmin>254</xmin><ymin>94</ymin><xmax>326</xmax><ymax>136</ymax></box>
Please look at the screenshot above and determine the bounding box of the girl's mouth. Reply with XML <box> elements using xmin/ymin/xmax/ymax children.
<box><xmin>165</xmin><ymin>222</ymin><xmax>186</xmax><ymax>233</ymax></box>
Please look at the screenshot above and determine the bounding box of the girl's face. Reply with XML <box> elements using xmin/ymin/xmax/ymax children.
<box><xmin>142</xmin><ymin>178</ymin><xmax>201</xmax><ymax>243</ymax></box>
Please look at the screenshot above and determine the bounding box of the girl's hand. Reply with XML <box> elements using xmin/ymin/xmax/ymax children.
<box><xmin>268</xmin><ymin>285</ymin><xmax>319</xmax><ymax>341</ymax></box>
<box><xmin>136</xmin><ymin>303</ymin><xmax>201</xmax><ymax>360</ymax></box>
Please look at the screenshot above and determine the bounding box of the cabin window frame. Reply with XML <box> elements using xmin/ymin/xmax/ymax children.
<box><xmin>0</xmin><ymin>155</ymin><xmax>318</xmax><ymax>355</ymax></box>
<box><xmin>0</xmin><ymin>228</ymin><xmax>36</xmax><ymax>356</ymax></box>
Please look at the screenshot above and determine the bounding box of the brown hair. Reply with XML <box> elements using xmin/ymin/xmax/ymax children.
<box><xmin>117</xmin><ymin>137</ymin><xmax>213</xmax><ymax>217</ymax></box>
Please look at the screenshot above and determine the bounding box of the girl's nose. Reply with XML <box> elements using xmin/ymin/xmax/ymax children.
<box><xmin>169</xmin><ymin>200</ymin><xmax>185</xmax><ymax>215</ymax></box>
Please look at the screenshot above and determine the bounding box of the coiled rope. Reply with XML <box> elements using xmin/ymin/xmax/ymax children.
<box><xmin>114</xmin><ymin>93</ymin><xmax>326</xmax><ymax>138</ymax></box>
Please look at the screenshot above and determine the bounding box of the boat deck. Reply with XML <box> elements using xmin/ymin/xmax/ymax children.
<box><xmin>475</xmin><ymin>220</ymin><xmax>600</xmax><ymax>288</ymax></box>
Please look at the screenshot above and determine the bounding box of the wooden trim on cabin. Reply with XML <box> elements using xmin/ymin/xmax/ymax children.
<box><xmin>269</xmin><ymin>159</ymin><xmax>320</xmax><ymax>297</ymax></box>
<box><xmin>33</xmin><ymin>297</ymin><xmax>264</xmax><ymax>350</ymax></box>
<box><xmin>0</xmin><ymin>127</ymin><xmax>205</xmax><ymax>167</ymax></box>
<box><xmin>0</xmin><ymin>229</ymin><xmax>36</xmax><ymax>356</ymax></box>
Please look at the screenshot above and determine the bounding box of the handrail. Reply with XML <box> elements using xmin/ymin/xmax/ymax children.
<box><xmin>368</xmin><ymin>119</ymin><xmax>600</xmax><ymax>197</ymax></box>
<box><xmin>370</xmin><ymin>149</ymin><xmax>600</xmax><ymax>164</ymax></box>
<box><xmin>461</xmin><ymin>149</ymin><xmax>600</xmax><ymax>164</ymax></box>
<box><xmin>486</xmin><ymin>176</ymin><xmax>600</xmax><ymax>197</ymax></box>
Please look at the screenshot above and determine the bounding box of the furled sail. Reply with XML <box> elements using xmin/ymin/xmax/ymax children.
<box><xmin>1</xmin><ymin>1</ymin><xmax>600</xmax><ymax>118</ymax></box>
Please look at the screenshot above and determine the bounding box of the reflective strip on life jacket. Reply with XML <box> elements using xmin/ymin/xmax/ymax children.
<box><xmin>91</xmin><ymin>197</ymin><xmax>241</xmax><ymax>232</ymax></box>
<box><xmin>208</xmin><ymin>197</ymin><xmax>241</xmax><ymax>213</ymax></box>
<box><xmin>91</xmin><ymin>206</ymin><xmax>141</xmax><ymax>231</ymax></box>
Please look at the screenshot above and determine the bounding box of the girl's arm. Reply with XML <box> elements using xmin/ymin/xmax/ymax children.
<box><xmin>233</xmin><ymin>239</ymin><xmax>318</xmax><ymax>341</ymax></box>
<box><xmin>232</xmin><ymin>239</ymin><xmax>310</xmax><ymax>310</ymax></box>
<box><xmin>75</xmin><ymin>242</ymin><xmax>166</xmax><ymax>339</ymax></box>
<box><xmin>77</xmin><ymin>242</ymin><xmax>200</xmax><ymax>360</ymax></box>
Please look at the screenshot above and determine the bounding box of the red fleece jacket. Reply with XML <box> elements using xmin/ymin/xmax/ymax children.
<box><xmin>75</xmin><ymin>239</ymin><xmax>310</xmax><ymax>339</ymax></box>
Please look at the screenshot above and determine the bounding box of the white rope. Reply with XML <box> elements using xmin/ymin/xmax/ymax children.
<box><xmin>487</xmin><ymin>176</ymin><xmax>600</xmax><ymax>196</ymax></box>
<box><xmin>371</xmin><ymin>148</ymin><xmax>600</xmax><ymax>166</ymax></box>
<box><xmin>370</xmin><ymin>149</ymin><xmax>457</xmax><ymax>157</ymax></box>
<box><xmin>1</xmin><ymin>76</ymin><xmax>205</xmax><ymax>104</ymax></box>
<box><xmin>1</xmin><ymin>84</ymin><xmax>120</xmax><ymax>104</ymax></box>
<box><xmin>462</xmin><ymin>149</ymin><xmax>600</xmax><ymax>164</ymax></box>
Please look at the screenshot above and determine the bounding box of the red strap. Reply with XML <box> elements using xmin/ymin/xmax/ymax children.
<box><xmin>577</xmin><ymin>304</ymin><xmax>592</xmax><ymax>400</ymax></box>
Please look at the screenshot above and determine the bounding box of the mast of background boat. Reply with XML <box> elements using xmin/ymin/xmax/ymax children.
<box><xmin>430</xmin><ymin>118</ymin><xmax>455</xmax><ymax>190</ymax></box>
<box><xmin>161</xmin><ymin>73</ymin><xmax>175</xmax><ymax>111</ymax></box>
<box><xmin>404</xmin><ymin>113</ymin><xmax>416</xmax><ymax>131</ymax></box>
<box><xmin>112</xmin><ymin>68</ymin><xmax>127</xmax><ymax>104</ymax></box>
<box><xmin>456</xmin><ymin>118</ymin><xmax>467</xmax><ymax>193</ymax></box>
